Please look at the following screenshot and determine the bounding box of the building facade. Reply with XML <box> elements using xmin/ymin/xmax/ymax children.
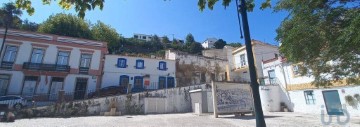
<box><xmin>201</xmin><ymin>38</ymin><xmax>218</xmax><ymax>49</ymax></box>
<box><xmin>231</xmin><ymin>40</ymin><xmax>279</xmax><ymax>82</ymax></box>
<box><xmin>0</xmin><ymin>29</ymin><xmax>107</xmax><ymax>101</ymax></box>
<box><xmin>133</xmin><ymin>33</ymin><xmax>153</xmax><ymax>42</ymax></box>
<box><xmin>102</xmin><ymin>55</ymin><xmax>176</xmax><ymax>92</ymax></box>
<box><xmin>165</xmin><ymin>49</ymin><xmax>230</xmax><ymax>86</ymax></box>
<box><xmin>260</xmin><ymin>57</ymin><xmax>360</xmax><ymax>117</ymax></box>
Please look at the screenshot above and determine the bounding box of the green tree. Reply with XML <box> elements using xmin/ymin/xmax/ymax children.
<box><xmin>151</xmin><ymin>35</ymin><xmax>161</xmax><ymax>43</ymax></box>
<box><xmin>38</xmin><ymin>13</ymin><xmax>92</xmax><ymax>39</ymax></box>
<box><xmin>188</xmin><ymin>42</ymin><xmax>203</xmax><ymax>54</ymax></box>
<box><xmin>0</xmin><ymin>2</ymin><xmax>22</xmax><ymax>57</ymax></box>
<box><xmin>15</xmin><ymin>0</ymin><xmax>104</xmax><ymax>18</ymax></box>
<box><xmin>226</xmin><ymin>42</ymin><xmax>242</xmax><ymax>47</ymax></box>
<box><xmin>275</xmin><ymin>0</ymin><xmax>360</xmax><ymax>86</ymax></box>
<box><xmin>20</xmin><ymin>19</ymin><xmax>39</xmax><ymax>31</ymax></box>
<box><xmin>185</xmin><ymin>33</ymin><xmax>195</xmax><ymax>43</ymax></box>
<box><xmin>161</xmin><ymin>36</ymin><xmax>170</xmax><ymax>44</ymax></box>
<box><xmin>0</xmin><ymin>2</ymin><xmax>22</xmax><ymax>28</ymax></box>
<box><xmin>91</xmin><ymin>21</ymin><xmax>121</xmax><ymax>54</ymax></box>
<box><xmin>214</xmin><ymin>39</ymin><xmax>227</xmax><ymax>49</ymax></box>
<box><xmin>197</xmin><ymin>0</ymin><xmax>271</xmax><ymax>12</ymax></box>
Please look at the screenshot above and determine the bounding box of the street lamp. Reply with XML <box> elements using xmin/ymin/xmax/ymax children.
<box><xmin>236</xmin><ymin>0</ymin><xmax>266</xmax><ymax>126</ymax></box>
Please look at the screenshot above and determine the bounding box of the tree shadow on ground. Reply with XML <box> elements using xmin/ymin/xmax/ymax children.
<box><xmin>218</xmin><ymin>115</ymin><xmax>282</xmax><ymax>120</ymax></box>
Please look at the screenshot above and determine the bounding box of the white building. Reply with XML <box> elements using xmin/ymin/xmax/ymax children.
<box><xmin>165</xmin><ymin>49</ymin><xmax>231</xmax><ymax>86</ymax></box>
<box><xmin>260</xmin><ymin>57</ymin><xmax>360</xmax><ymax>117</ymax></box>
<box><xmin>133</xmin><ymin>33</ymin><xmax>153</xmax><ymax>42</ymax></box>
<box><xmin>102</xmin><ymin>55</ymin><xmax>176</xmax><ymax>92</ymax></box>
<box><xmin>231</xmin><ymin>40</ymin><xmax>279</xmax><ymax>82</ymax></box>
<box><xmin>201</xmin><ymin>38</ymin><xmax>218</xmax><ymax>49</ymax></box>
<box><xmin>0</xmin><ymin>29</ymin><xmax>107</xmax><ymax>101</ymax></box>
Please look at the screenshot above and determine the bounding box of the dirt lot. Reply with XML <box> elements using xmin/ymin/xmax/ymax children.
<box><xmin>2</xmin><ymin>112</ymin><xmax>359</xmax><ymax>127</ymax></box>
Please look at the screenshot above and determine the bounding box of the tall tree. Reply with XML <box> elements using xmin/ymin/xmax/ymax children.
<box><xmin>15</xmin><ymin>0</ymin><xmax>104</xmax><ymax>18</ymax></box>
<box><xmin>214</xmin><ymin>39</ymin><xmax>227</xmax><ymax>49</ymax></box>
<box><xmin>276</xmin><ymin>0</ymin><xmax>360</xmax><ymax>86</ymax></box>
<box><xmin>0</xmin><ymin>2</ymin><xmax>22</xmax><ymax>57</ymax></box>
<box><xmin>188</xmin><ymin>42</ymin><xmax>204</xmax><ymax>54</ymax></box>
<box><xmin>0</xmin><ymin>3</ymin><xmax>22</xmax><ymax>27</ymax></box>
<box><xmin>91</xmin><ymin>21</ymin><xmax>121</xmax><ymax>54</ymax></box>
<box><xmin>38</xmin><ymin>13</ymin><xmax>92</xmax><ymax>39</ymax></box>
<box><xmin>185</xmin><ymin>33</ymin><xmax>195</xmax><ymax>43</ymax></box>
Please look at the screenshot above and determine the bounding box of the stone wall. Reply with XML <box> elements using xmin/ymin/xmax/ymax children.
<box><xmin>22</xmin><ymin>84</ymin><xmax>208</xmax><ymax>118</ymax></box>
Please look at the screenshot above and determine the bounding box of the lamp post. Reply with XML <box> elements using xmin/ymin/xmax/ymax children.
<box><xmin>236</xmin><ymin>0</ymin><xmax>266</xmax><ymax>126</ymax></box>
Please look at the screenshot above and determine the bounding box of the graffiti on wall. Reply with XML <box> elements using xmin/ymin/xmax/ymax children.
<box><xmin>214</xmin><ymin>82</ymin><xmax>254</xmax><ymax>114</ymax></box>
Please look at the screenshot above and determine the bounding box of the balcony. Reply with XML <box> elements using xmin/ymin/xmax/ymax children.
<box><xmin>233</xmin><ymin>63</ymin><xmax>249</xmax><ymax>72</ymax></box>
<box><xmin>0</xmin><ymin>61</ymin><xmax>14</xmax><ymax>69</ymax></box>
<box><xmin>79</xmin><ymin>67</ymin><xmax>89</xmax><ymax>74</ymax></box>
<box><xmin>259</xmin><ymin>77</ymin><xmax>280</xmax><ymax>86</ymax></box>
<box><xmin>23</xmin><ymin>62</ymin><xmax>70</xmax><ymax>72</ymax></box>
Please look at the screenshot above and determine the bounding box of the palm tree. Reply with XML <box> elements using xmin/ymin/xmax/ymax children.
<box><xmin>0</xmin><ymin>2</ymin><xmax>22</xmax><ymax>57</ymax></box>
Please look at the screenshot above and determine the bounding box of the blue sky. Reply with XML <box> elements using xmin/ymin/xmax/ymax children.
<box><xmin>1</xmin><ymin>0</ymin><xmax>287</xmax><ymax>45</ymax></box>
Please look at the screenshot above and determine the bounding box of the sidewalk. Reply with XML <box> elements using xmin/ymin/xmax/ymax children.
<box><xmin>2</xmin><ymin>112</ymin><xmax>359</xmax><ymax>127</ymax></box>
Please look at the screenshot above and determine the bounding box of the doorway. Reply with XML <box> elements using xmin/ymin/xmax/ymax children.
<box><xmin>268</xmin><ymin>70</ymin><xmax>276</xmax><ymax>85</ymax></box>
<box><xmin>49</xmin><ymin>77</ymin><xmax>64</xmax><ymax>101</ymax></box>
<box><xmin>22</xmin><ymin>76</ymin><xmax>38</xmax><ymax>98</ymax></box>
<box><xmin>322</xmin><ymin>90</ymin><xmax>343</xmax><ymax>115</ymax></box>
<box><xmin>74</xmin><ymin>78</ymin><xmax>88</xmax><ymax>100</ymax></box>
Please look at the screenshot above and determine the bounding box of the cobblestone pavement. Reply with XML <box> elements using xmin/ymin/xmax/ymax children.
<box><xmin>2</xmin><ymin>112</ymin><xmax>359</xmax><ymax>127</ymax></box>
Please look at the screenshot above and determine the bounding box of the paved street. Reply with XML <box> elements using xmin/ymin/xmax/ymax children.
<box><xmin>2</xmin><ymin>112</ymin><xmax>360</xmax><ymax>127</ymax></box>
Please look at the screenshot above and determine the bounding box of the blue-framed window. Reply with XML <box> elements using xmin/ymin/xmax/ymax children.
<box><xmin>158</xmin><ymin>61</ymin><xmax>167</xmax><ymax>70</ymax></box>
<box><xmin>135</xmin><ymin>59</ymin><xmax>145</xmax><ymax>69</ymax></box>
<box><xmin>167</xmin><ymin>77</ymin><xmax>175</xmax><ymax>88</ymax></box>
<box><xmin>119</xmin><ymin>75</ymin><xmax>129</xmax><ymax>86</ymax></box>
<box><xmin>117</xmin><ymin>58</ymin><xmax>127</xmax><ymax>68</ymax></box>
<box><xmin>304</xmin><ymin>90</ymin><xmax>315</xmax><ymax>105</ymax></box>
<box><xmin>131</xmin><ymin>76</ymin><xmax>144</xmax><ymax>93</ymax></box>
<box><xmin>158</xmin><ymin>77</ymin><xmax>166</xmax><ymax>89</ymax></box>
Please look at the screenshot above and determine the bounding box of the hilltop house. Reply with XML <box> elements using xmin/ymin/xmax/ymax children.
<box><xmin>201</xmin><ymin>38</ymin><xmax>218</xmax><ymax>49</ymax></box>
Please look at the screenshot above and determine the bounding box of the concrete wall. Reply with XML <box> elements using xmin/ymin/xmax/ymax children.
<box><xmin>65</xmin><ymin>84</ymin><xmax>208</xmax><ymax>115</ymax></box>
<box><xmin>102</xmin><ymin>55</ymin><xmax>176</xmax><ymax>89</ymax></box>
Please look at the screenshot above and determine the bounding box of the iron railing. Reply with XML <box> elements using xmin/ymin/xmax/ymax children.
<box><xmin>260</xmin><ymin>77</ymin><xmax>280</xmax><ymax>86</ymax></box>
<box><xmin>79</xmin><ymin>67</ymin><xmax>89</xmax><ymax>74</ymax></box>
<box><xmin>23</xmin><ymin>62</ymin><xmax>70</xmax><ymax>72</ymax></box>
<box><xmin>0</xmin><ymin>61</ymin><xmax>14</xmax><ymax>69</ymax></box>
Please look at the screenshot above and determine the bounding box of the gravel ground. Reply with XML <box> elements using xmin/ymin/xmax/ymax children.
<box><xmin>2</xmin><ymin>112</ymin><xmax>359</xmax><ymax>127</ymax></box>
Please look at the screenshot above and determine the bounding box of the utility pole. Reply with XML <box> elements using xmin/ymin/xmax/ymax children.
<box><xmin>237</xmin><ymin>0</ymin><xmax>266</xmax><ymax>126</ymax></box>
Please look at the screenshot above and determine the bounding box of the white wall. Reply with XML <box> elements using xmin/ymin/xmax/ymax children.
<box><xmin>288</xmin><ymin>86</ymin><xmax>360</xmax><ymax>117</ymax></box>
<box><xmin>262</xmin><ymin>58</ymin><xmax>360</xmax><ymax>117</ymax></box>
<box><xmin>102</xmin><ymin>55</ymin><xmax>176</xmax><ymax>89</ymax></box>
<box><xmin>232</xmin><ymin>43</ymin><xmax>279</xmax><ymax>82</ymax></box>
